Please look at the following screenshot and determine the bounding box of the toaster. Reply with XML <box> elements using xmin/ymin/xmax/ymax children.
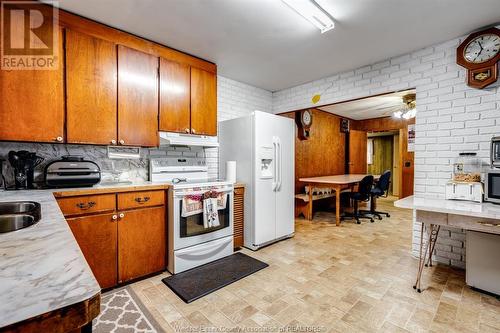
<box><xmin>45</xmin><ymin>155</ymin><xmax>101</xmax><ymax>188</ymax></box>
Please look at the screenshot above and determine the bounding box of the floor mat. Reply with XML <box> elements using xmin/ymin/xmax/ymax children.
<box><xmin>93</xmin><ymin>286</ymin><xmax>162</xmax><ymax>333</ymax></box>
<box><xmin>162</xmin><ymin>252</ymin><xmax>269</xmax><ymax>303</ymax></box>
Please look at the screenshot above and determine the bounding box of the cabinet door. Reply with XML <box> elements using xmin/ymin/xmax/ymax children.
<box><xmin>118</xmin><ymin>45</ymin><xmax>159</xmax><ymax>147</ymax></box>
<box><xmin>67</xmin><ymin>213</ymin><xmax>118</xmax><ymax>289</ymax></box>
<box><xmin>66</xmin><ymin>30</ymin><xmax>117</xmax><ymax>145</ymax></box>
<box><xmin>0</xmin><ymin>28</ymin><xmax>64</xmax><ymax>143</ymax></box>
<box><xmin>118</xmin><ymin>206</ymin><xmax>166</xmax><ymax>283</ymax></box>
<box><xmin>190</xmin><ymin>67</ymin><xmax>217</xmax><ymax>136</ymax></box>
<box><xmin>159</xmin><ymin>59</ymin><xmax>190</xmax><ymax>133</ymax></box>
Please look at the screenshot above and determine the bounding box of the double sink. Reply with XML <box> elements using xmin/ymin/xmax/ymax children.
<box><xmin>0</xmin><ymin>202</ymin><xmax>41</xmax><ymax>233</ymax></box>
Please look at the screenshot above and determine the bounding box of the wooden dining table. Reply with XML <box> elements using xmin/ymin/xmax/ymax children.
<box><xmin>299</xmin><ymin>174</ymin><xmax>380</xmax><ymax>226</ymax></box>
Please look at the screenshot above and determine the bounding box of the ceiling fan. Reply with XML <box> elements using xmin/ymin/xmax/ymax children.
<box><xmin>393</xmin><ymin>93</ymin><xmax>416</xmax><ymax>119</ymax></box>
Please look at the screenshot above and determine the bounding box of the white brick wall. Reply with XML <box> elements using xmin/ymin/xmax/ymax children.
<box><xmin>270</xmin><ymin>29</ymin><xmax>500</xmax><ymax>268</ymax></box>
<box><xmin>207</xmin><ymin>76</ymin><xmax>273</xmax><ymax>177</ymax></box>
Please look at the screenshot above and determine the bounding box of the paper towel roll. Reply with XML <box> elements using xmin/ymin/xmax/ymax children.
<box><xmin>226</xmin><ymin>161</ymin><xmax>236</xmax><ymax>183</ymax></box>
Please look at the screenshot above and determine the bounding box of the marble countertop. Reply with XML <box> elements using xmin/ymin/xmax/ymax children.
<box><xmin>0</xmin><ymin>181</ymin><xmax>174</xmax><ymax>328</ymax></box>
<box><xmin>0</xmin><ymin>189</ymin><xmax>100</xmax><ymax>328</ymax></box>
<box><xmin>394</xmin><ymin>195</ymin><xmax>500</xmax><ymax>220</ymax></box>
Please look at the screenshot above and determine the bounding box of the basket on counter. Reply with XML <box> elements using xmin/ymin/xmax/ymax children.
<box><xmin>453</xmin><ymin>152</ymin><xmax>482</xmax><ymax>183</ymax></box>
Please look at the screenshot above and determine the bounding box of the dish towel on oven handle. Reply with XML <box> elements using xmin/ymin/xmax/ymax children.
<box><xmin>203</xmin><ymin>197</ymin><xmax>220</xmax><ymax>228</ymax></box>
<box><xmin>181</xmin><ymin>191</ymin><xmax>228</xmax><ymax>220</ymax></box>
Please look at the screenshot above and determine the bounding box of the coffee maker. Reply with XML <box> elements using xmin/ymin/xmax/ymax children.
<box><xmin>6</xmin><ymin>151</ymin><xmax>44</xmax><ymax>189</ymax></box>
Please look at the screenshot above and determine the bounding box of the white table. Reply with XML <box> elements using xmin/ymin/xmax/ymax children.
<box><xmin>394</xmin><ymin>195</ymin><xmax>500</xmax><ymax>292</ymax></box>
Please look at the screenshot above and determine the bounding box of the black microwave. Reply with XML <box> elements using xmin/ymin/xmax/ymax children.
<box><xmin>485</xmin><ymin>169</ymin><xmax>500</xmax><ymax>204</ymax></box>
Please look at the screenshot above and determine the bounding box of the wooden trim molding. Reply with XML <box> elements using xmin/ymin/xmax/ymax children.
<box><xmin>4</xmin><ymin>0</ymin><xmax>216</xmax><ymax>73</ymax></box>
<box><xmin>0</xmin><ymin>293</ymin><xmax>100</xmax><ymax>333</ymax></box>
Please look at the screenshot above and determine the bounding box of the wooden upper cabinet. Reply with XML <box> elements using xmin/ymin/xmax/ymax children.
<box><xmin>66</xmin><ymin>30</ymin><xmax>117</xmax><ymax>145</ymax></box>
<box><xmin>159</xmin><ymin>59</ymin><xmax>191</xmax><ymax>134</ymax></box>
<box><xmin>0</xmin><ymin>27</ymin><xmax>64</xmax><ymax>143</ymax></box>
<box><xmin>190</xmin><ymin>67</ymin><xmax>217</xmax><ymax>136</ymax></box>
<box><xmin>117</xmin><ymin>45</ymin><xmax>159</xmax><ymax>147</ymax></box>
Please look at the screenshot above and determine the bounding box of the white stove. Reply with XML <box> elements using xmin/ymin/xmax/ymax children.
<box><xmin>150</xmin><ymin>157</ymin><xmax>234</xmax><ymax>274</ymax></box>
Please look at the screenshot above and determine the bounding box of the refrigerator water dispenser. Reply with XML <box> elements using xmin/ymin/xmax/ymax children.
<box><xmin>259</xmin><ymin>146</ymin><xmax>274</xmax><ymax>179</ymax></box>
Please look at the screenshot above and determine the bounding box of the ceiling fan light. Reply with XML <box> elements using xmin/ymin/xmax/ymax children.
<box><xmin>282</xmin><ymin>0</ymin><xmax>335</xmax><ymax>33</ymax></box>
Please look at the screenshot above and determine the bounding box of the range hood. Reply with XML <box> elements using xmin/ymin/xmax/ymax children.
<box><xmin>159</xmin><ymin>132</ymin><xmax>219</xmax><ymax>147</ymax></box>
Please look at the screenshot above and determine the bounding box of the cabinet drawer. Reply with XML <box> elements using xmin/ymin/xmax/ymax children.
<box><xmin>57</xmin><ymin>194</ymin><xmax>116</xmax><ymax>216</ymax></box>
<box><xmin>448</xmin><ymin>214</ymin><xmax>500</xmax><ymax>235</ymax></box>
<box><xmin>117</xmin><ymin>190</ymin><xmax>165</xmax><ymax>210</ymax></box>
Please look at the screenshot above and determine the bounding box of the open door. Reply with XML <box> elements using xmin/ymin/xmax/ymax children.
<box><xmin>349</xmin><ymin>130</ymin><xmax>367</xmax><ymax>174</ymax></box>
<box><xmin>399</xmin><ymin>128</ymin><xmax>414</xmax><ymax>198</ymax></box>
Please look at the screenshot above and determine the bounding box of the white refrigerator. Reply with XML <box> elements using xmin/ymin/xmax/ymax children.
<box><xmin>219</xmin><ymin>111</ymin><xmax>295</xmax><ymax>250</ymax></box>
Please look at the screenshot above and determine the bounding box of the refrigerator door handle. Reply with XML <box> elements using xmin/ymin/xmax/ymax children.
<box><xmin>277</xmin><ymin>137</ymin><xmax>282</xmax><ymax>191</ymax></box>
<box><xmin>272</xmin><ymin>138</ymin><xmax>277</xmax><ymax>191</ymax></box>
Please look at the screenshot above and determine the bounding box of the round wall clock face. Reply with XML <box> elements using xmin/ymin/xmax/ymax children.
<box><xmin>463</xmin><ymin>34</ymin><xmax>500</xmax><ymax>64</ymax></box>
<box><xmin>302</xmin><ymin>110</ymin><xmax>312</xmax><ymax>126</ymax></box>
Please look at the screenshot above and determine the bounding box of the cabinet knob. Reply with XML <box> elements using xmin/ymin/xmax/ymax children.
<box><xmin>191</xmin><ymin>128</ymin><xmax>196</xmax><ymax>134</ymax></box>
<box><xmin>111</xmin><ymin>139</ymin><xmax>117</xmax><ymax>145</ymax></box>
<box><xmin>119</xmin><ymin>140</ymin><xmax>125</xmax><ymax>145</ymax></box>
<box><xmin>112</xmin><ymin>214</ymin><xmax>118</xmax><ymax>220</ymax></box>
<box><xmin>119</xmin><ymin>213</ymin><xmax>125</xmax><ymax>218</ymax></box>
<box><xmin>55</xmin><ymin>136</ymin><xmax>63</xmax><ymax>142</ymax></box>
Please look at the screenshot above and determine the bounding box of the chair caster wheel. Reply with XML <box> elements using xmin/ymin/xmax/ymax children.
<box><xmin>387</xmin><ymin>214</ymin><xmax>390</xmax><ymax>217</ymax></box>
<box><xmin>356</xmin><ymin>220</ymin><xmax>361</xmax><ymax>224</ymax></box>
<box><xmin>417</xmin><ymin>288</ymin><xmax>421</xmax><ymax>293</ymax></box>
<box><xmin>425</xmin><ymin>264</ymin><xmax>428</xmax><ymax>267</ymax></box>
<box><xmin>378</xmin><ymin>216</ymin><xmax>382</xmax><ymax>220</ymax></box>
<box><xmin>413</xmin><ymin>285</ymin><xmax>416</xmax><ymax>289</ymax></box>
<box><xmin>370</xmin><ymin>219</ymin><xmax>374</xmax><ymax>222</ymax></box>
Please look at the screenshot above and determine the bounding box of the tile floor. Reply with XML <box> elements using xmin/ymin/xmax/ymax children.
<box><xmin>128</xmin><ymin>198</ymin><xmax>500</xmax><ymax>333</ymax></box>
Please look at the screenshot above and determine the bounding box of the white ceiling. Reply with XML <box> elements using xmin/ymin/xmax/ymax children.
<box><xmin>54</xmin><ymin>0</ymin><xmax>500</xmax><ymax>91</ymax></box>
<box><xmin>318</xmin><ymin>89</ymin><xmax>416</xmax><ymax>120</ymax></box>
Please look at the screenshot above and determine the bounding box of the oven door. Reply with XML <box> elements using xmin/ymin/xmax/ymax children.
<box><xmin>172</xmin><ymin>185</ymin><xmax>233</xmax><ymax>250</ymax></box>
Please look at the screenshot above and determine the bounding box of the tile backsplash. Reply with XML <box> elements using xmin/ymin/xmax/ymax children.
<box><xmin>0</xmin><ymin>142</ymin><xmax>206</xmax><ymax>188</ymax></box>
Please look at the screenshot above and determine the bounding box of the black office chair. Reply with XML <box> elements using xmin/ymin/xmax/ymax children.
<box><xmin>342</xmin><ymin>175</ymin><xmax>374</xmax><ymax>224</ymax></box>
<box><xmin>361</xmin><ymin>170</ymin><xmax>391</xmax><ymax>220</ymax></box>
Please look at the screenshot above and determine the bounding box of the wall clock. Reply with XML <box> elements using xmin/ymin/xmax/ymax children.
<box><xmin>457</xmin><ymin>27</ymin><xmax>500</xmax><ymax>89</ymax></box>
<box><xmin>295</xmin><ymin>110</ymin><xmax>312</xmax><ymax>140</ymax></box>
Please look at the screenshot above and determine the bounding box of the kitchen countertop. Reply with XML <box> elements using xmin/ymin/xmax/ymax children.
<box><xmin>0</xmin><ymin>181</ymin><xmax>171</xmax><ymax>328</ymax></box>
<box><xmin>0</xmin><ymin>179</ymin><xmax>244</xmax><ymax>328</ymax></box>
<box><xmin>52</xmin><ymin>181</ymin><xmax>171</xmax><ymax>197</ymax></box>
<box><xmin>394</xmin><ymin>195</ymin><xmax>500</xmax><ymax>220</ymax></box>
<box><xmin>0</xmin><ymin>189</ymin><xmax>100</xmax><ymax>328</ymax></box>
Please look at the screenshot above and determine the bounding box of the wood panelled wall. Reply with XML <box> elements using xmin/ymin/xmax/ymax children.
<box><xmin>353</xmin><ymin>116</ymin><xmax>415</xmax><ymax>198</ymax></box>
<box><xmin>280</xmin><ymin>111</ymin><xmax>415</xmax><ymax>197</ymax></box>
<box><xmin>282</xmin><ymin>109</ymin><xmax>346</xmax><ymax>194</ymax></box>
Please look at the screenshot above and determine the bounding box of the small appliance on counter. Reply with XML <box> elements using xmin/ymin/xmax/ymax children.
<box><xmin>491</xmin><ymin>136</ymin><xmax>500</xmax><ymax>168</ymax></box>
<box><xmin>485</xmin><ymin>137</ymin><xmax>500</xmax><ymax>204</ymax></box>
<box><xmin>3</xmin><ymin>151</ymin><xmax>44</xmax><ymax>190</ymax></box>
<box><xmin>446</xmin><ymin>152</ymin><xmax>483</xmax><ymax>203</ymax></box>
<box><xmin>44</xmin><ymin>155</ymin><xmax>101</xmax><ymax>188</ymax></box>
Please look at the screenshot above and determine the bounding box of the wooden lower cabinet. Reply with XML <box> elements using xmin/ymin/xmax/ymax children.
<box><xmin>60</xmin><ymin>190</ymin><xmax>167</xmax><ymax>289</ymax></box>
<box><xmin>234</xmin><ymin>186</ymin><xmax>245</xmax><ymax>249</ymax></box>
<box><xmin>67</xmin><ymin>213</ymin><xmax>118</xmax><ymax>289</ymax></box>
<box><xmin>118</xmin><ymin>206</ymin><xmax>166</xmax><ymax>283</ymax></box>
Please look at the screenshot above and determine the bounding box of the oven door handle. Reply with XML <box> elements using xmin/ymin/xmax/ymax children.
<box><xmin>174</xmin><ymin>188</ymin><xmax>233</xmax><ymax>198</ymax></box>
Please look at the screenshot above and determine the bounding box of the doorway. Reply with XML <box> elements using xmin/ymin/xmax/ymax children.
<box><xmin>367</xmin><ymin>131</ymin><xmax>399</xmax><ymax>196</ymax></box>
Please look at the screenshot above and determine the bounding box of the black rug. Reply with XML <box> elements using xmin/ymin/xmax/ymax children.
<box><xmin>162</xmin><ymin>252</ymin><xmax>268</xmax><ymax>303</ymax></box>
